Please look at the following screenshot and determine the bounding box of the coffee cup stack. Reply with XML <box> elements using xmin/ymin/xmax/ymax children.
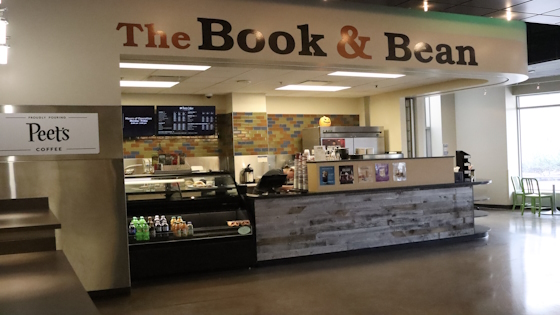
<box><xmin>294</xmin><ymin>153</ymin><xmax>301</xmax><ymax>190</ymax></box>
<box><xmin>302</xmin><ymin>150</ymin><xmax>309</xmax><ymax>191</ymax></box>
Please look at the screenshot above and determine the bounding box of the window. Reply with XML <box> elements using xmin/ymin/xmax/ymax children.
<box><xmin>518</xmin><ymin>92</ymin><xmax>560</xmax><ymax>191</ymax></box>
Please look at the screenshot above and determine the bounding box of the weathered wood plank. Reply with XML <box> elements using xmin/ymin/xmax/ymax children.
<box><xmin>254</xmin><ymin>186</ymin><xmax>476</xmax><ymax>261</ymax></box>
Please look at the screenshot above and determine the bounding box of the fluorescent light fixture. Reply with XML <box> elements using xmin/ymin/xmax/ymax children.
<box><xmin>424</xmin><ymin>1</ymin><xmax>428</xmax><ymax>11</ymax></box>
<box><xmin>3</xmin><ymin>105</ymin><xmax>13</xmax><ymax>113</ymax></box>
<box><xmin>119</xmin><ymin>63</ymin><xmax>211</xmax><ymax>71</ymax></box>
<box><xmin>120</xmin><ymin>81</ymin><xmax>179</xmax><ymax>88</ymax></box>
<box><xmin>0</xmin><ymin>18</ymin><xmax>7</xmax><ymax>45</ymax></box>
<box><xmin>7</xmin><ymin>156</ymin><xmax>15</xmax><ymax>162</ymax></box>
<box><xmin>276</xmin><ymin>85</ymin><xmax>350</xmax><ymax>92</ymax></box>
<box><xmin>0</xmin><ymin>45</ymin><xmax>7</xmax><ymax>64</ymax></box>
<box><xmin>506</xmin><ymin>8</ymin><xmax>512</xmax><ymax>21</ymax></box>
<box><xmin>329</xmin><ymin>71</ymin><xmax>405</xmax><ymax>79</ymax></box>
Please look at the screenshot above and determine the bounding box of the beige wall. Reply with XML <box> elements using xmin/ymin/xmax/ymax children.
<box><xmin>267</xmin><ymin>96</ymin><xmax>364</xmax><ymax>117</ymax></box>
<box><xmin>455</xmin><ymin>86</ymin><xmax>510</xmax><ymax>205</ymax></box>
<box><xmin>370</xmin><ymin>79</ymin><xmax>486</xmax><ymax>152</ymax></box>
<box><xmin>121</xmin><ymin>94</ymin><xmax>229</xmax><ymax>113</ymax></box>
<box><xmin>441</xmin><ymin>94</ymin><xmax>457</xmax><ymax>162</ymax></box>
<box><xmin>232</xmin><ymin>93</ymin><xmax>267</xmax><ymax>112</ymax></box>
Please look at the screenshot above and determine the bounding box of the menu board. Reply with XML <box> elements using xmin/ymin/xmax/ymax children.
<box><xmin>122</xmin><ymin>106</ymin><xmax>155</xmax><ymax>138</ymax></box>
<box><xmin>156</xmin><ymin>106</ymin><xmax>215</xmax><ymax>136</ymax></box>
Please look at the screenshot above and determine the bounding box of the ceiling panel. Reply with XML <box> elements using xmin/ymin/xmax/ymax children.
<box><xmin>230</xmin><ymin>69</ymin><xmax>295</xmax><ymax>81</ymax></box>
<box><xmin>544</xmin><ymin>9</ymin><xmax>560</xmax><ymax>17</ymax></box>
<box><xmin>119</xmin><ymin>68</ymin><xmax>154</xmax><ymax>80</ymax></box>
<box><xmin>523</xmin><ymin>15</ymin><xmax>560</xmax><ymax>24</ymax></box>
<box><xmin>484</xmin><ymin>10</ymin><xmax>535</xmax><ymax>20</ymax></box>
<box><xmin>151</xmin><ymin>69</ymin><xmax>203</xmax><ymax>77</ymax></box>
<box><xmin>182</xmin><ymin>76</ymin><xmax>228</xmax><ymax>84</ymax></box>
<box><xmin>120</xmin><ymin>87</ymin><xmax>167</xmax><ymax>94</ymax></box>
<box><xmin>193</xmin><ymin>67</ymin><xmax>252</xmax><ymax>78</ymax></box>
<box><xmin>462</xmin><ymin>0</ymin><xmax>530</xmax><ymax>10</ymax></box>
<box><xmin>510</xmin><ymin>0</ymin><xmax>560</xmax><ymax>14</ymax></box>
<box><xmin>444</xmin><ymin>5</ymin><xmax>497</xmax><ymax>15</ymax></box>
<box><xmin>397</xmin><ymin>0</ymin><xmax>455</xmax><ymax>10</ymax></box>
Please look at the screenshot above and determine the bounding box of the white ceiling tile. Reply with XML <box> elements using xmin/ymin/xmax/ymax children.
<box><xmin>193</xmin><ymin>67</ymin><xmax>252</xmax><ymax>78</ymax></box>
<box><xmin>151</xmin><ymin>69</ymin><xmax>203</xmax><ymax>77</ymax></box>
<box><xmin>511</xmin><ymin>0</ymin><xmax>560</xmax><ymax>14</ymax></box>
<box><xmin>523</xmin><ymin>15</ymin><xmax>560</xmax><ymax>24</ymax></box>
<box><xmin>547</xmin><ymin>9</ymin><xmax>560</xmax><ymax>17</ymax></box>
<box><xmin>183</xmin><ymin>76</ymin><xmax>228</xmax><ymax>84</ymax></box>
<box><xmin>485</xmin><ymin>10</ymin><xmax>536</xmax><ymax>20</ymax></box>
<box><xmin>231</xmin><ymin>69</ymin><xmax>295</xmax><ymax>81</ymax></box>
<box><xmin>119</xmin><ymin>68</ymin><xmax>155</xmax><ymax>78</ymax></box>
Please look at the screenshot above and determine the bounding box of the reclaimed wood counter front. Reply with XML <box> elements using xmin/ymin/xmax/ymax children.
<box><xmin>251</xmin><ymin>181</ymin><xmax>490</xmax><ymax>261</ymax></box>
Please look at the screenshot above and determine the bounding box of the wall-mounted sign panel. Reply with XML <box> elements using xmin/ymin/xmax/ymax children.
<box><xmin>115</xmin><ymin>0</ymin><xmax>528</xmax><ymax>83</ymax></box>
<box><xmin>156</xmin><ymin>106</ymin><xmax>215</xmax><ymax>136</ymax></box>
<box><xmin>0</xmin><ymin>113</ymin><xmax>100</xmax><ymax>156</ymax></box>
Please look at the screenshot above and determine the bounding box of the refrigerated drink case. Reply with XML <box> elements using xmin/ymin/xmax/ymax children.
<box><xmin>302</xmin><ymin>126</ymin><xmax>385</xmax><ymax>155</ymax></box>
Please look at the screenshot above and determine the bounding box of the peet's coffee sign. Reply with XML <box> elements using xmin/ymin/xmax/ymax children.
<box><xmin>116</xmin><ymin>18</ymin><xmax>478</xmax><ymax>66</ymax></box>
<box><xmin>0</xmin><ymin>114</ymin><xmax>100</xmax><ymax>156</ymax></box>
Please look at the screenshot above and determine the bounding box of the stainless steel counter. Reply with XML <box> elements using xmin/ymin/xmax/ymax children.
<box><xmin>0</xmin><ymin>251</ymin><xmax>101</xmax><ymax>315</ymax></box>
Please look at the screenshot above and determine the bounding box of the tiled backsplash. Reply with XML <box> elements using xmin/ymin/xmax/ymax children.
<box><xmin>233</xmin><ymin>112</ymin><xmax>268</xmax><ymax>156</ymax></box>
<box><xmin>268</xmin><ymin>114</ymin><xmax>360</xmax><ymax>154</ymax></box>
<box><xmin>123</xmin><ymin>137</ymin><xmax>219</xmax><ymax>159</ymax></box>
<box><xmin>122</xmin><ymin>112</ymin><xmax>359</xmax><ymax>158</ymax></box>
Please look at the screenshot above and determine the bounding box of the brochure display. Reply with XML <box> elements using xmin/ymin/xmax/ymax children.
<box><xmin>339</xmin><ymin>165</ymin><xmax>354</xmax><ymax>184</ymax></box>
<box><xmin>306</xmin><ymin>157</ymin><xmax>454</xmax><ymax>193</ymax></box>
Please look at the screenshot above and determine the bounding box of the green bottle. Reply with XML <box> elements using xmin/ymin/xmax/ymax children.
<box><xmin>135</xmin><ymin>222</ymin><xmax>144</xmax><ymax>241</ymax></box>
<box><xmin>132</xmin><ymin>216</ymin><xmax>139</xmax><ymax>229</ymax></box>
<box><xmin>142</xmin><ymin>223</ymin><xmax>150</xmax><ymax>241</ymax></box>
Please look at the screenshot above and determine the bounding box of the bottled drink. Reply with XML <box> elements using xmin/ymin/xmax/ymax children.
<box><xmin>180</xmin><ymin>222</ymin><xmax>187</xmax><ymax>237</ymax></box>
<box><xmin>154</xmin><ymin>215</ymin><xmax>160</xmax><ymax>221</ymax></box>
<box><xmin>186</xmin><ymin>221</ymin><xmax>194</xmax><ymax>237</ymax></box>
<box><xmin>128</xmin><ymin>222</ymin><xmax>136</xmax><ymax>235</ymax></box>
<box><xmin>161</xmin><ymin>221</ymin><xmax>170</xmax><ymax>233</ymax></box>
<box><xmin>142</xmin><ymin>223</ymin><xmax>150</xmax><ymax>241</ymax></box>
<box><xmin>132</xmin><ymin>216</ymin><xmax>139</xmax><ymax>229</ymax></box>
<box><xmin>135</xmin><ymin>223</ymin><xmax>144</xmax><ymax>241</ymax></box>
<box><xmin>177</xmin><ymin>216</ymin><xmax>183</xmax><ymax>223</ymax></box>
<box><xmin>155</xmin><ymin>220</ymin><xmax>162</xmax><ymax>233</ymax></box>
<box><xmin>139</xmin><ymin>216</ymin><xmax>147</xmax><ymax>226</ymax></box>
<box><xmin>170</xmin><ymin>216</ymin><xmax>176</xmax><ymax>226</ymax></box>
<box><xmin>173</xmin><ymin>222</ymin><xmax>182</xmax><ymax>237</ymax></box>
<box><xmin>147</xmin><ymin>216</ymin><xmax>153</xmax><ymax>224</ymax></box>
<box><xmin>149</xmin><ymin>224</ymin><xmax>156</xmax><ymax>238</ymax></box>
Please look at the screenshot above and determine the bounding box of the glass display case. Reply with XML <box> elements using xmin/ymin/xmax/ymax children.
<box><xmin>125</xmin><ymin>171</ymin><xmax>256</xmax><ymax>280</ymax></box>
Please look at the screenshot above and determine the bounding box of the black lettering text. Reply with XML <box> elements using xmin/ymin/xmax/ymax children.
<box><xmin>269</xmin><ymin>31</ymin><xmax>295</xmax><ymax>55</ymax></box>
<box><xmin>237</xmin><ymin>29</ymin><xmax>265</xmax><ymax>53</ymax></box>
<box><xmin>297</xmin><ymin>24</ymin><xmax>326</xmax><ymax>57</ymax></box>
<box><xmin>385</xmin><ymin>33</ymin><xmax>411</xmax><ymax>61</ymax></box>
<box><xmin>436</xmin><ymin>44</ymin><xmax>455</xmax><ymax>65</ymax></box>
<box><xmin>414</xmin><ymin>42</ymin><xmax>433</xmax><ymax>63</ymax></box>
<box><xmin>456</xmin><ymin>46</ymin><xmax>478</xmax><ymax>66</ymax></box>
<box><xmin>198</xmin><ymin>18</ymin><xmax>234</xmax><ymax>51</ymax></box>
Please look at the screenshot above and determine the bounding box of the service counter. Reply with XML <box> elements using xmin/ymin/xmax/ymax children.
<box><xmin>248</xmin><ymin>157</ymin><xmax>490</xmax><ymax>262</ymax></box>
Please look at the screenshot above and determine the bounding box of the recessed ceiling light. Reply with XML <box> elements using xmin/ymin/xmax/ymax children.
<box><xmin>276</xmin><ymin>85</ymin><xmax>350</xmax><ymax>92</ymax></box>
<box><xmin>119</xmin><ymin>63</ymin><xmax>211</xmax><ymax>71</ymax></box>
<box><xmin>120</xmin><ymin>81</ymin><xmax>179</xmax><ymax>88</ymax></box>
<box><xmin>328</xmin><ymin>71</ymin><xmax>405</xmax><ymax>78</ymax></box>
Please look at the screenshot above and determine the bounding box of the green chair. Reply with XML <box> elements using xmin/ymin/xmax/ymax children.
<box><xmin>511</xmin><ymin>176</ymin><xmax>525</xmax><ymax>211</ymax></box>
<box><xmin>521</xmin><ymin>178</ymin><xmax>553</xmax><ymax>217</ymax></box>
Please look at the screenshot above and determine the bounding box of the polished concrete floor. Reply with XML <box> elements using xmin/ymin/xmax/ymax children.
<box><xmin>95</xmin><ymin>210</ymin><xmax>560</xmax><ymax>315</ymax></box>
